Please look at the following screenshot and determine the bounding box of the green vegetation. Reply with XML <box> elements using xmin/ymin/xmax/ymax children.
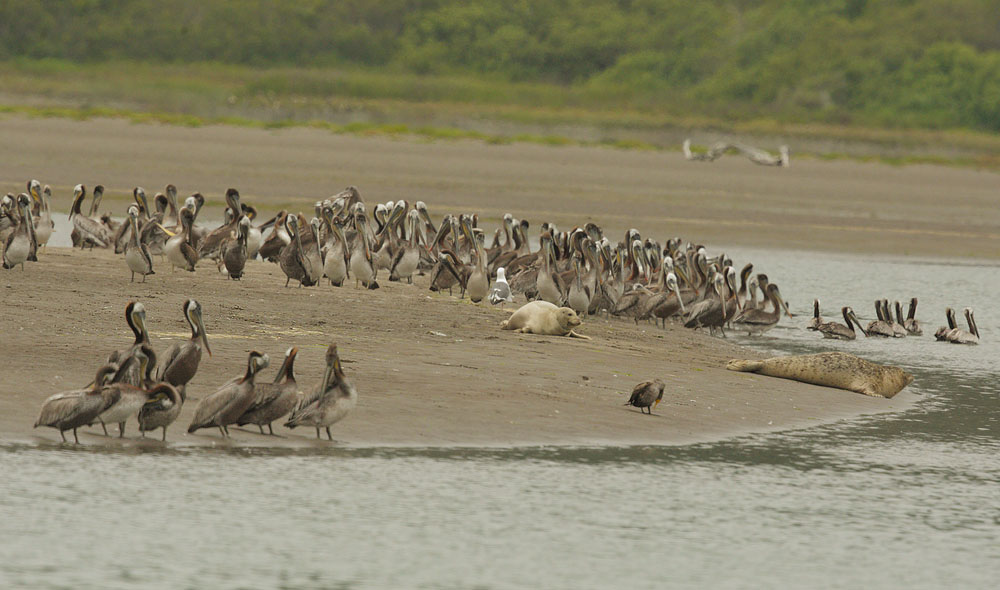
<box><xmin>2</xmin><ymin>1</ymin><xmax>1000</xmax><ymax>133</ymax></box>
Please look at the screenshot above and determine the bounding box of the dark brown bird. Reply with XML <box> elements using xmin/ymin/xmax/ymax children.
<box><xmin>625</xmin><ymin>379</ymin><xmax>665</xmax><ymax>414</ymax></box>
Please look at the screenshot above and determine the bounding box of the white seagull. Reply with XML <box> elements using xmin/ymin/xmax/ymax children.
<box><xmin>488</xmin><ymin>267</ymin><xmax>514</xmax><ymax>308</ymax></box>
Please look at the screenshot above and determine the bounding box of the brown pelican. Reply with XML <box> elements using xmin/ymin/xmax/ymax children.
<box><xmin>883</xmin><ymin>299</ymin><xmax>908</xmax><ymax>338</ymax></box>
<box><xmin>28</xmin><ymin>180</ymin><xmax>54</xmax><ymax>248</ymax></box>
<box><xmin>947</xmin><ymin>308</ymin><xmax>979</xmax><ymax>345</ymax></box>
<box><xmin>188</xmin><ymin>351</ymin><xmax>269</xmax><ymax>438</ymax></box>
<box><xmin>566</xmin><ymin>253</ymin><xmax>591</xmax><ymax>315</ymax></box>
<box><xmin>279</xmin><ymin>215</ymin><xmax>320</xmax><ymax>287</ymax></box>
<box><xmin>732</xmin><ymin>283</ymin><xmax>788</xmax><ymax>335</ymax></box>
<box><xmin>866</xmin><ymin>300</ymin><xmax>895</xmax><ymax>338</ymax></box>
<box><xmin>806</xmin><ymin>299</ymin><xmax>822</xmax><ymax>331</ymax></box>
<box><xmin>428</xmin><ymin>248</ymin><xmax>466</xmax><ymax>295</ymax></box>
<box><xmin>124</xmin><ymin>206</ymin><xmax>155</xmax><ymax>282</ymax></box>
<box><xmin>903</xmin><ymin>298</ymin><xmax>923</xmax><ymax>336</ymax></box>
<box><xmin>644</xmin><ymin>272</ymin><xmax>686</xmax><ymax>327</ymax></box>
<box><xmin>237</xmin><ymin>347</ymin><xmax>300</xmax><ymax>434</ymax></box>
<box><xmin>535</xmin><ymin>231</ymin><xmax>565</xmax><ymax>305</ymax></box>
<box><xmin>137</xmin><ymin>383</ymin><xmax>183</xmax><ymax>441</ymax></box>
<box><xmin>98</xmin><ymin>345</ymin><xmax>157</xmax><ymax>437</ymax></box>
<box><xmin>34</xmin><ymin>364</ymin><xmax>120</xmax><ymax>443</ymax></box>
<box><xmin>935</xmin><ymin>308</ymin><xmax>957</xmax><ymax>341</ymax></box>
<box><xmin>284</xmin><ymin>344</ymin><xmax>357</xmax><ymax>441</ymax></box>
<box><xmin>158</xmin><ymin>299</ymin><xmax>211</xmax><ymax>402</ymax></box>
<box><xmin>258</xmin><ymin>210</ymin><xmax>291</xmax><ymax>262</ymax></box>
<box><xmin>683</xmin><ymin>273</ymin><xmax>728</xmax><ymax>336</ymax></box>
<box><xmin>69</xmin><ymin>184</ymin><xmax>112</xmax><ymax>248</ymax></box>
<box><xmin>625</xmin><ymin>379</ymin><xmax>665</xmax><ymax>414</ymax></box>
<box><xmin>113</xmin><ymin>187</ymin><xmax>150</xmax><ymax>253</ymax></box>
<box><xmin>2</xmin><ymin>194</ymin><xmax>32</xmax><ymax>270</ymax></box>
<box><xmin>350</xmin><ymin>212</ymin><xmax>378</xmax><ymax>289</ymax></box>
<box><xmin>817</xmin><ymin>307</ymin><xmax>865</xmax><ymax>340</ymax></box>
<box><xmin>138</xmin><ymin>187</ymin><xmax>179</xmax><ymax>256</ymax></box>
<box><xmin>466</xmin><ymin>227</ymin><xmax>489</xmax><ymax>303</ymax></box>
<box><xmin>389</xmin><ymin>209</ymin><xmax>423</xmax><ymax>283</ymax></box>
<box><xmin>164</xmin><ymin>207</ymin><xmax>199</xmax><ymax>272</ymax></box>
<box><xmin>321</xmin><ymin>207</ymin><xmax>350</xmax><ymax>286</ymax></box>
<box><xmin>198</xmin><ymin>188</ymin><xmax>242</xmax><ymax>260</ymax></box>
<box><xmin>613</xmin><ymin>284</ymin><xmax>656</xmax><ymax>323</ymax></box>
<box><xmin>222</xmin><ymin>216</ymin><xmax>250</xmax><ymax>280</ymax></box>
<box><xmin>106</xmin><ymin>301</ymin><xmax>150</xmax><ymax>390</ymax></box>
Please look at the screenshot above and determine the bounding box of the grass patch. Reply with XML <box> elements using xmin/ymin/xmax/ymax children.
<box><xmin>2</xmin><ymin>59</ymin><xmax>999</xmax><ymax>169</ymax></box>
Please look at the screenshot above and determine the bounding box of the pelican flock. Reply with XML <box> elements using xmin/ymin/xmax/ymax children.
<box><xmin>6</xmin><ymin>178</ymin><xmax>980</xmax><ymax>443</ymax></box>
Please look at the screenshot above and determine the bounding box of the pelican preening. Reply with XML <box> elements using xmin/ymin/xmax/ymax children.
<box><xmin>285</xmin><ymin>344</ymin><xmax>357</xmax><ymax>440</ymax></box>
<box><xmin>188</xmin><ymin>351</ymin><xmax>269</xmax><ymax>438</ymax></box>
<box><xmin>817</xmin><ymin>307</ymin><xmax>865</xmax><ymax>340</ymax></box>
<box><xmin>237</xmin><ymin>346</ymin><xmax>301</xmax><ymax>435</ymax></box>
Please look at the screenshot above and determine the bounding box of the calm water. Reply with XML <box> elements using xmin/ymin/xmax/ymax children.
<box><xmin>2</xmin><ymin>247</ymin><xmax>998</xmax><ymax>589</ymax></box>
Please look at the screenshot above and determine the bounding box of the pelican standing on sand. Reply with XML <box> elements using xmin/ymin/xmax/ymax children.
<box><xmin>69</xmin><ymin>184</ymin><xmax>112</xmax><ymax>248</ymax></box>
<box><xmin>97</xmin><ymin>345</ymin><xmax>157</xmax><ymax>437</ymax></box>
<box><xmin>284</xmin><ymin>344</ymin><xmax>357</xmax><ymax>441</ymax></box>
<box><xmin>2</xmin><ymin>194</ymin><xmax>32</xmax><ymax>270</ymax></box>
<box><xmin>124</xmin><ymin>205</ymin><xmax>155</xmax><ymax>282</ymax></box>
<box><xmin>34</xmin><ymin>364</ymin><xmax>120</xmax><ymax>443</ymax></box>
<box><xmin>28</xmin><ymin>180</ymin><xmax>54</xmax><ymax>248</ymax></box>
<box><xmin>158</xmin><ymin>299</ymin><xmax>211</xmax><ymax>402</ymax></box>
<box><xmin>165</xmin><ymin>207</ymin><xmax>199</xmax><ymax>272</ymax></box>
<box><xmin>222</xmin><ymin>216</ymin><xmax>250</xmax><ymax>280</ymax></box>
<box><xmin>137</xmin><ymin>383</ymin><xmax>184</xmax><ymax>441</ymax></box>
<box><xmin>237</xmin><ymin>347</ymin><xmax>301</xmax><ymax>435</ymax></box>
<box><xmin>625</xmin><ymin>379</ymin><xmax>665</xmax><ymax>414</ymax></box>
<box><xmin>188</xmin><ymin>351</ymin><xmax>269</xmax><ymax>438</ymax></box>
<box><xmin>350</xmin><ymin>213</ymin><xmax>378</xmax><ymax>289</ymax></box>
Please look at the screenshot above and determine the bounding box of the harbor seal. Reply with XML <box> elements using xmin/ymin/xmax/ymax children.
<box><xmin>726</xmin><ymin>351</ymin><xmax>913</xmax><ymax>398</ymax></box>
<box><xmin>501</xmin><ymin>300</ymin><xmax>591</xmax><ymax>339</ymax></box>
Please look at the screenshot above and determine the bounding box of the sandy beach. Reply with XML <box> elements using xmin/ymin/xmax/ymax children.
<box><xmin>2</xmin><ymin>114</ymin><xmax>986</xmax><ymax>447</ymax></box>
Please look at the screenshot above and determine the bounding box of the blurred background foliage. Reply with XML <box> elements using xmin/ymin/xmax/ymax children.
<box><xmin>1</xmin><ymin>0</ymin><xmax>999</xmax><ymax>132</ymax></box>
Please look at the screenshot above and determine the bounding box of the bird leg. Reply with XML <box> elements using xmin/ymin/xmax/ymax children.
<box><xmin>73</xmin><ymin>428</ymin><xmax>80</xmax><ymax>444</ymax></box>
<box><xmin>268</xmin><ymin>424</ymin><xmax>274</xmax><ymax>435</ymax></box>
<box><xmin>60</xmin><ymin>430</ymin><xmax>67</xmax><ymax>443</ymax></box>
<box><xmin>258</xmin><ymin>425</ymin><xmax>265</xmax><ymax>435</ymax></box>
<box><xmin>326</xmin><ymin>427</ymin><xmax>333</xmax><ymax>441</ymax></box>
<box><xmin>315</xmin><ymin>427</ymin><xmax>321</xmax><ymax>439</ymax></box>
<box><xmin>101</xmin><ymin>422</ymin><xmax>109</xmax><ymax>436</ymax></box>
<box><xmin>218</xmin><ymin>426</ymin><xmax>226</xmax><ymax>438</ymax></box>
<box><xmin>118</xmin><ymin>422</ymin><xmax>126</xmax><ymax>438</ymax></box>
<box><xmin>161</xmin><ymin>427</ymin><xmax>167</xmax><ymax>442</ymax></box>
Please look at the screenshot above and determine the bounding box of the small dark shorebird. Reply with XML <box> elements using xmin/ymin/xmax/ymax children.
<box><xmin>625</xmin><ymin>379</ymin><xmax>665</xmax><ymax>415</ymax></box>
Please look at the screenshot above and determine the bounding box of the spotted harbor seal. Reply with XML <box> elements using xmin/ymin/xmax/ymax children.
<box><xmin>726</xmin><ymin>351</ymin><xmax>913</xmax><ymax>398</ymax></box>
<box><xmin>500</xmin><ymin>300</ymin><xmax>591</xmax><ymax>339</ymax></box>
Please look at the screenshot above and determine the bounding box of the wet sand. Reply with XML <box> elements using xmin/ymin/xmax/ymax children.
<box><xmin>1</xmin><ymin>115</ymin><xmax>975</xmax><ymax>447</ymax></box>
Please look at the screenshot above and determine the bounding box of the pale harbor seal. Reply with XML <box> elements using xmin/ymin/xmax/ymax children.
<box><xmin>500</xmin><ymin>300</ymin><xmax>591</xmax><ymax>339</ymax></box>
<box><xmin>726</xmin><ymin>351</ymin><xmax>913</xmax><ymax>398</ymax></box>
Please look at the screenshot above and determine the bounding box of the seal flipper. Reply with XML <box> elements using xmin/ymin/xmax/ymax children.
<box><xmin>727</xmin><ymin>359</ymin><xmax>764</xmax><ymax>372</ymax></box>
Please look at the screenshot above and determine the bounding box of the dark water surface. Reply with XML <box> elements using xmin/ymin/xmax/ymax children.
<box><xmin>2</xmin><ymin>248</ymin><xmax>997</xmax><ymax>589</ymax></box>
